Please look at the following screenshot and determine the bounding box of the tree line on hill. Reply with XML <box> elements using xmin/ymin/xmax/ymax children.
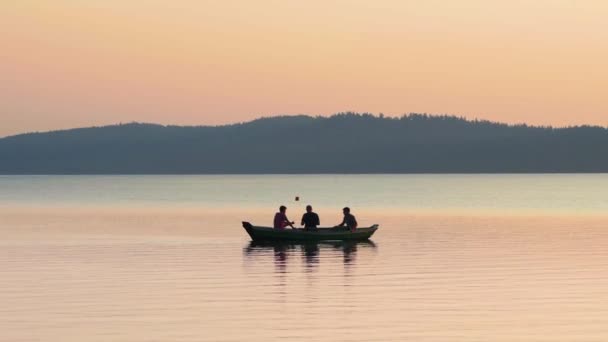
<box><xmin>1</xmin><ymin>112</ymin><xmax>607</xmax><ymax>173</ymax></box>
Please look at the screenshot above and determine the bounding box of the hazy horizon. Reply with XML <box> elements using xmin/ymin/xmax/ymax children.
<box><xmin>3</xmin><ymin>113</ymin><xmax>608</xmax><ymax>174</ymax></box>
<box><xmin>3</xmin><ymin>112</ymin><xmax>608</xmax><ymax>139</ymax></box>
<box><xmin>3</xmin><ymin>1</ymin><xmax>608</xmax><ymax>137</ymax></box>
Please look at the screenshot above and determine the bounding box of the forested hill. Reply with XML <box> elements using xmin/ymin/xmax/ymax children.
<box><xmin>1</xmin><ymin>113</ymin><xmax>607</xmax><ymax>174</ymax></box>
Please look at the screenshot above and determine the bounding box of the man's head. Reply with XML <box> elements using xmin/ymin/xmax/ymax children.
<box><xmin>343</xmin><ymin>207</ymin><xmax>350</xmax><ymax>214</ymax></box>
<box><xmin>306</xmin><ymin>205</ymin><xmax>312</xmax><ymax>212</ymax></box>
<box><xmin>279</xmin><ymin>205</ymin><xmax>287</xmax><ymax>213</ymax></box>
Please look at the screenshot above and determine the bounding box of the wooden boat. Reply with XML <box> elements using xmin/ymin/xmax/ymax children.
<box><xmin>242</xmin><ymin>221</ymin><xmax>379</xmax><ymax>242</ymax></box>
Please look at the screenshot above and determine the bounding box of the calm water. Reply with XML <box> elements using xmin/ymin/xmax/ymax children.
<box><xmin>2</xmin><ymin>175</ymin><xmax>608</xmax><ymax>341</ymax></box>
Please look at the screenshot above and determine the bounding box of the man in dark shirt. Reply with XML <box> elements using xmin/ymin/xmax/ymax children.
<box><xmin>337</xmin><ymin>207</ymin><xmax>358</xmax><ymax>232</ymax></box>
<box><xmin>301</xmin><ymin>205</ymin><xmax>320</xmax><ymax>231</ymax></box>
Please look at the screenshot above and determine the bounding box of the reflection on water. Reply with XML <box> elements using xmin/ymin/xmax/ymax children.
<box><xmin>244</xmin><ymin>240</ymin><xmax>378</xmax><ymax>269</ymax></box>
<box><xmin>4</xmin><ymin>210</ymin><xmax>608</xmax><ymax>341</ymax></box>
<box><xmin>3</xmin><ymin>175</ymin><xmax>608</xmax><ymax>341</ymax></box>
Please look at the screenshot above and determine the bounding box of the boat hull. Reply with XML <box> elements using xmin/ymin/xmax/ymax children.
<box><xmin>242</xmin><ymin>222</ymin><xmax>378</xmax><ymax>241</ymax></box>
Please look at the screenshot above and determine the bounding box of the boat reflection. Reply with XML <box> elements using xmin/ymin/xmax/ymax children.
<box><xmin>243</xmin><ymin>240</ymin><xmax>377</xmax><ymax>267</ymax></box>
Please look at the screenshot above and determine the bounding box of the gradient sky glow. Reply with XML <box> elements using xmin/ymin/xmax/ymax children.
<box><xmin>2</xmin><ymin>0</ymin><xmax>608</xmax><ymax>137</ymax></box>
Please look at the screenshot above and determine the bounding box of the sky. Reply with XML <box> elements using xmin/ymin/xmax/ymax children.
<box><xmin>2</xmin><ymin>0</ymin><xmax>608</xmax><ymax>137</ymax></box>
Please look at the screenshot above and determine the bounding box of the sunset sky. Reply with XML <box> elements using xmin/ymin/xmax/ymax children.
<box><xmin>2</xmin><ymin>0</ymin><xmax>608</xmax><ymax>137</ymax></box>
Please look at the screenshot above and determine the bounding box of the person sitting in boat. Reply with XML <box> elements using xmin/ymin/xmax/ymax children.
<box><xmin>336</xmin><ymin>207</ymin><xmax>357</xmax><ymax>232</ymax></box>
<box><xmin>301</xmin><ymin>205</ymin><xmax>320</xmax><ymax>231</ymax></box>
<box><xmin>274</xmin><ymin>205</ymin><xmax>295</xmax><ymax>230</ymax></box>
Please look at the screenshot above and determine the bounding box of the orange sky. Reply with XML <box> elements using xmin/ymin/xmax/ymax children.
<box><xmin>2</xmin><ymin>0</ymin><xmax>607</xmax><ymax>137</ymax></box>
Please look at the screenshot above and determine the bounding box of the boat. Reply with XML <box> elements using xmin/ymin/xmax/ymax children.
<box><xmin>242</xmin><ymin>221</ymin><xmax>379</xmax><ymax>242</ymax></box>
<box><xmin>244</xmin><ymin>239</ymin><xmax>377</xmax><ymax>254</ymax></box>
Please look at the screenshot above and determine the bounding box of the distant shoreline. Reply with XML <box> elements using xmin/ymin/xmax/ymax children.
<box><xmin>2</xmin><ymin>172</ymin><xmax>608</xmax><ymax>176</ymax></box>
<box><xmin>2</xmin><ymin>113</ymin><xmax>607</xmax><ymax>174</ymax></box>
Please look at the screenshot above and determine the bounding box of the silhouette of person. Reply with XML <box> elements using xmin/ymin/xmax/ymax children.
<box><xmin>300</xmin><ymin>205</ymin><xmax>320</xmax><ymax>231</ymax></box>
<box><xmin>274</xmin><ymin>205</ymin><xmax>295</xmax><ymax>230</ymax></box>
<box><xmin>337</xmin><ymin>207</ymin><xmax>357</xmax><ymax>232</ymax></box>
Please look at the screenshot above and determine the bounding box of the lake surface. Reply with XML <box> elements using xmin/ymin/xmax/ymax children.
<box><xmin>2</xmin><ymin>175</ymin><xmax>608</xmax><ymax>341</ymax></box>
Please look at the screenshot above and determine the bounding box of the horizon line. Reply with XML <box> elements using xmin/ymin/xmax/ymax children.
<box><xmin>2</xmin><ymin>112</ymin><xmax>607</xmax><ymax>139</ymax></box>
